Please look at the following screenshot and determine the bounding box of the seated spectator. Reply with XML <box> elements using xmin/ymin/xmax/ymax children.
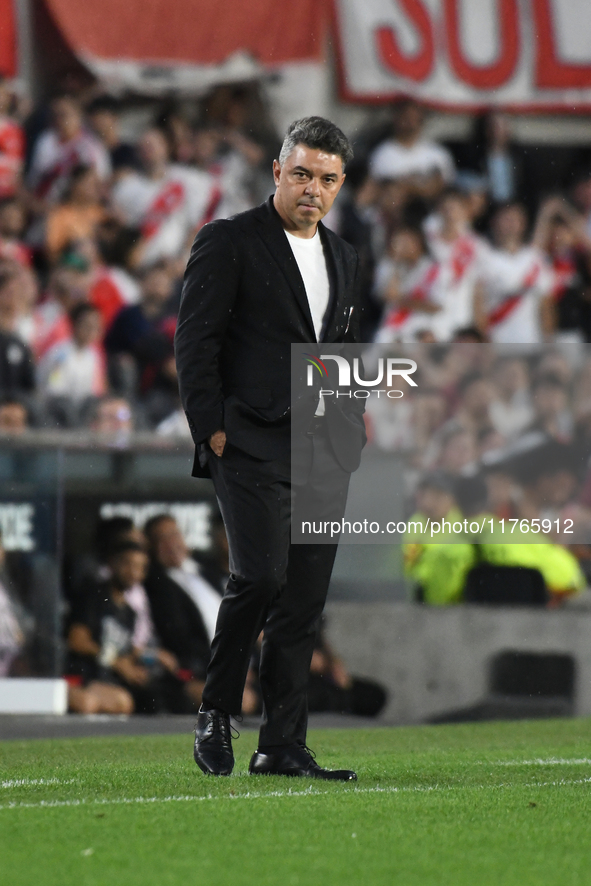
<box><xmin>404</xmin><ymin>471</ymin><xmax>473</xmax><ymax>605</ymax></box>
<box><xmin>528</xmin><ymin>374</ymin><xmax>572</xmax><ymax>442</ymax></box>
<box><xmin>86</xmin><ymin>95</ymin><xmax>139</xmax><ymax>177</ymax></box>
<box><xmin>481</xmin><ymin>202</ymin><xmax>554</xmax><ymax>344</ymax></box>
<box><xmin>37</xmin><ymin>302</ymin><xmax>107</xmax><ymax>406</ymax></box>
<box><xmin>32</xmin><ymin>262</ymin><xmax>90</xmax><ymax>360</ymax></box>
<box><xmin>490</xmin><ymin>357</ymin><xmax>533</xmax><ymax>439</ymax></box>
<box><xmin>28</xmin><ymin>94</ymin><xmax>111</xmax><ymax>207</ymax></box>
<box><xmin>45</xmin><ymin>165</ymin><xmax>106</xmax><ymax>263</ymax></box>
<box><xmin>88</xmin><ymin>395</ymin><xmax>134</xmax><ymax>438</ymax></box>
<box><xmin>0</xmin><ymin>270</ymin><xmax>35</xmax><ymax>397</ymax></box>
<box><xmin>66</xmin><ymin>515</ymin><xmax>153</xmax><ymax>648</ymax></box>
<box><xmin>0</xmin><ymin>197</ymin><xmax>31</xmax><ymax>266</ymax></box>
<box><xmin>0</xmin><ymin>396</ymin><xmax>28</xmax><ymax>433</ymax></box>
<box><xmin>369</xmin><ymin>98</ymin><xmax>455</xmax><ymax>199</ymax></box>
<box><xmin>0</xmin><ymin>529</ymin><xmax>27</xmax><ymax>675</ymax></box>
<box><xmin>89</xmin><ymin>224</ymin><xmax>141</xmax><ymax>330</ymax></box>
<box><xmin>452</xmin><ymin>372</ymin><xmax>496</xmax><ymax>437</ymax></box>
<box><xmin>0</xmin><ymin>262</ymin><xmax>36</xmax><ymax>345</ymax></box>
<box><xmin>112</xmin><ymin>127</ymin><xmax>222</xmax><ymax>270</ymax></box>
<box><xmin>143</xmin><ymin>514</ymin><xmax>226</xmax><ymax>712</ymax></box>
<box><xmin>66</xmin><ymin>540</ymin><xmax>182</xmax><ymax>714</ymax></box>
<box><xmin>0</xmin><ymin>77</ymin><xmax>24</xmax><ymax>199</ymax></box>
<box><xmin>532</xmin><ymin>196</ymin><xmax>591</xmax><ymax>343</ymax></box>
<box><xmin>105</xmin><ymin>261</ymin><xmax>176</xmax><ymax>396</ymax></box>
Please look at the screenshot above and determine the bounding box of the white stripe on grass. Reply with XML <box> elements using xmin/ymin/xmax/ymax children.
<box><xmin>1</xmin><ymin>777</ymin><xmax>591</xmax><ymax>812</ymax></box>
<box><xmin>1</xmin><ymin>778</ymin><xmax>75</xmax><ymax>789</ymax></box>
<box><xmin>493</xmin><ymin>758</ymin><xmax>591</xmax><ymax>766</ymax></box>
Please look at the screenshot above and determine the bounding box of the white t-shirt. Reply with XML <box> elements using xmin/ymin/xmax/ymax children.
<box><xmin>481</xmin><ymin>246</ymin><xmax>553</xmax><ymax>344</ymax></box>
<box><xmin>374</xmin><ymin>256</ymin><xmax>439</xmax><ymax>343</ymax></box>
<box><xmin>284</xmin><ymin>228</ymin><xmax>330</xmax><ymax>341</ymax></box>
<box><xmin>370</xmin><ymin>138</ymin><xmax>455</xmax><ymax>183</ymax></box>
<box><xmin>28</xmin><ymin>129</ymin><xmax>111</xmax><ymax>203</ymax></box>
<box><xmin>425</xmin><ymin>221</ymin><xmax>491</xmax><ymax>341</ymax></box>
<box><xmin>112</xmin><ymin>164</ymin><xmax>222</xmax><ymax>267</ymax></box>
<box><xmin>285</xmin><ymin>228</ymin><xmax>330</xmax><ymax>415</ymax></box>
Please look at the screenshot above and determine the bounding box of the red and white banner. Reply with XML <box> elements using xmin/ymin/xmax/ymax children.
<box><xmin>333</xmin><ymin>0</ymin><xmax>591</xmax><ymax>111</ymax></box>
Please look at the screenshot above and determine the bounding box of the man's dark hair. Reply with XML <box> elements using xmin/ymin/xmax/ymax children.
<box><xmin>69</xmin><ymin>301</ymin><xmax>100</xmax><ymax>326</ymax></box>
<box><xmin>87</xmin><ymin>95</ymin><xmax>120</xmax><ymax>116</ymax></box>
<box><xmin>144</xmin><ymin>513</ymin><xmax>175</xmax><ymax>545</ymax></box>
<box><xmin>278</xmin><ymin>116</ymin><xmax>353</xmax><ymax>169</ymax></box>
<box><xmin>96</xmin><ymin>516</ymin><xmax>134</xmax><ymax>560</ymax></box>
<box><xmin>108</xmin><ymin>540</ymin><xmax>145</xmax><ymax>560</ymax></box>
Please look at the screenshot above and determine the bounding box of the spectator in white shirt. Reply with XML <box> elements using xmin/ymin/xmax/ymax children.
<box><xmin>112</xmin><ymin>128</ymin><xmax>223</xmax><ymax>271</ymax></box>
<box><xmin>424</xmin><ymin>188</ymin><xmax>488</xmax><ymax>340</ymax></box>
<box><xmin>28</xmin><ymin>95</ymin><xmax>111</xmax><ymax>206</ymax></box>
<box><xmin>38</xmin><ymin>302</ymin><xmax>107</xmax><ymax>403</ymax></box>
<box><xmin>369</xmin><ymin>99</ymin><xmax>455</xmax><ymax>200</ymax></box>
<box><xmin>374</xmin><ymin>226</ymin><xmax>440</xmax><ymax>342</ymax></box>
<box><xmin>482</xmin><ymin>203</ymin><xmax>554</xmax><ymax>344</ymax></box>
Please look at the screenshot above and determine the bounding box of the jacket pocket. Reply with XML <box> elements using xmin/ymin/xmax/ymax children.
<box><xmin>230</xmin><ymin>387</ymin><xmax>273</xmax><ymax>408</ymax></box>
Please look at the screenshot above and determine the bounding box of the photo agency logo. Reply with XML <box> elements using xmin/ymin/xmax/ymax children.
<box><xmin>304</xmin><ymin>352</ymin><xmax>418</xmax><ymax>400</ymax></box>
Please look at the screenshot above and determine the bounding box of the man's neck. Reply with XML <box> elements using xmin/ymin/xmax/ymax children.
<box><xmin>395</xmin><ymin>133</ymin><xmax>420</xmax><ymax>149</ymax></box>
<box><xmin>501</xmin><ymin>239</ymin><xmax>522</xmax><ymax>255</ymax></box>
<box><xmin>146</xmin><ymin>164</ymin><xmax>167</xmax><ymax>182</ymax></box>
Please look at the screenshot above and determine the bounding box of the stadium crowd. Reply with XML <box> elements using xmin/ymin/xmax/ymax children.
<box><xmin>0</xmin><ymin>84</ymin><xmax>590</xmax><ymax>435</ymax></box>
<box><xmin>2</xmin><ymin>77</ymin><xmax>591</xmax><ymax>695</ymax></box>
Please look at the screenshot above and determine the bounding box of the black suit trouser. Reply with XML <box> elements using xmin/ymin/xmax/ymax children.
<box><xmin>203</xmin><ymin>425</ymin><xmax>350</xmax><ymax>746</ymax></box>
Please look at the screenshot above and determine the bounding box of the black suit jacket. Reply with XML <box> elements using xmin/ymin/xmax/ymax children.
<box><xmin>143</xmin><ymin>563</ymin><xmax>213</xmax><ymax>678</ymax></box>
<box><xmin>175</xmin><ymin>197</ymin><xmax>366</xmax><ymax>478</ymax></box>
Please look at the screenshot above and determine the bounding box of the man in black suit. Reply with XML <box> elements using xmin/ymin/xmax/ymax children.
<box><xmin>175</xmin><ymin>117</ymin><xmax>365</xmax><ymax>780</ymax></box>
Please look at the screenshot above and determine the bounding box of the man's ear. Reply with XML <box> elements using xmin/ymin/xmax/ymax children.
<box><xmin>272</xmin><ymin>159</ymin><xmax>281</xmax><ymax>186</ymax></box>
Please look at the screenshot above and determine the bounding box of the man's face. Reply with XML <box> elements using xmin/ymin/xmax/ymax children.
<box><xmin>94</xmin><ymin>399</ymin><xmax>133</xmax><ymax>433</ymax></box>
<box><xmin>139</xmin><ymin>130</ymin><xmax>169</xmax><ymax>171</ymax></box>
<box><xmin>52</xmin><ymin>98</ymin><xmax>82</xmax><ymax>141</ymax></box>
<box><xmin>89</xmin><ymin>110</ymin><xmax>118</xmax><ymax>142</ymax></box>
<box><xmin>493</xmin><ymin>205</ymin><xmax>527</xmax><ymax>247</ymax></box>
<box><xmin>0</xmin><ymin>402</ymin><xmax>27</xmax><ymax>432</ymax></box>
<box><xmin>111</xmin><ymin>550</ymin><xmax>148</xmax><ymax>590</ymax></box>
<box><xmin>273</xmin><ymin>144</ymin><xmax>345</xmax><ymax>234</ymax></box>
<box><xmin>151</xmin><ymin>518</ymin><xmax>187</xmax><ymax>569</ymax></box>
<box><xmin>394</xmin><ymin>102</ymin><xmax>423</xmax><ymax>140</ymax></box>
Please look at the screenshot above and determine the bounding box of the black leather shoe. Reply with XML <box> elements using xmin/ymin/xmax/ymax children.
<box><xmin>193</xmin><ymin>707</ymin><xmax>234</xmax><ymax>776</ymax></box>
<box><xmin>249</xmin><ymin>744</ymin><xmax>357</xmax><ymax>781</ymax></box>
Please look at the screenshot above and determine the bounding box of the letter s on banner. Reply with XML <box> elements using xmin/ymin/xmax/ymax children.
<box><xmin>375</xmin><ymin>0</ymin><xmax>434</xmax><ymax>82</ymax></box>
<box><xmin>532</xmin><ymin>0</ymin><xmax>591</xmax><ymax>88</ymax></box>
<box><xmin>444</xmin><ymin>0</ymin><xmax>520</xmax><ymax>89</ymax></box>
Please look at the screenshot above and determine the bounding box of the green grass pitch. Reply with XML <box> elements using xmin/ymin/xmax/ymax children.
<box><xmin>1</xmin><ymin>719</ymin><xmax>591</xmax><ymax>886</ymax></box>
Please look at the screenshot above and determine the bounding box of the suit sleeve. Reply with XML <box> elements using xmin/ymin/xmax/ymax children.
<box><xmin>174</xmin><ymin>222</ymin><xmax>240</xmax><ymax>443</ymax></box>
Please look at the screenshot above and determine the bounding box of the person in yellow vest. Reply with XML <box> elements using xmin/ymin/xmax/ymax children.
<box><xmin>455</xmin><ymin>474</ymin><xmax>585</xmax><ymax>603</ymax></box>
<box><xmin>403</xmin><ymin>472</ymin><xmax>477</xmax><ymax>605</ymax></box>
<box><xmin>404</xmin><ymin>472</ymin><xmax>585</xmax><ymax>605</ymax></box>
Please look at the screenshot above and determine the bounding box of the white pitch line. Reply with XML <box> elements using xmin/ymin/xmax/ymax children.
<box><xmin>1</xmin><ymin>778</ymin><xmax>75</xmax><ymax>789</ymax></box>
<box><xmin>493</xmin><ymin>758</ymin><xmax>591</xmax><ymax>767</ymax></box>
<box><xmin>1</xmin><ymin>777</ymin><xmax>591</xmax><ymax>812</ymax></box>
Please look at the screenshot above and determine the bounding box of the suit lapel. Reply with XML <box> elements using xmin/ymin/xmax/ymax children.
<box><xmin>254</xmin><ymin>198</ymin><xmax>316</xmax><ymax>340</ymax></box>
<box><xmin>318</xmin><ymin>222</ymin><xmax>346</xmax><ymax>343</ymax></box>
